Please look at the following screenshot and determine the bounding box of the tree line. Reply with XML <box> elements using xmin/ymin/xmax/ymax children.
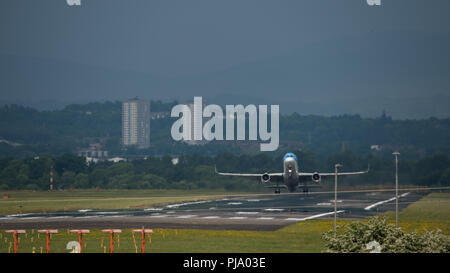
<box><xmin>0</xmin><ymin>102</ymin><xmax>450</xmax><ymax>159</ymax></box>
<box><xmin>0</xmin><ymin>151</ymin><xmax>448</xmax><ymax>191</ymax></box>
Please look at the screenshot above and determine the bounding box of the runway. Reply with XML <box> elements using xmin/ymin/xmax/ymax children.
<box><xmin>0</xmin><ymin>190</ymin><xmax>434</xmax><ymax>231</ymax></box>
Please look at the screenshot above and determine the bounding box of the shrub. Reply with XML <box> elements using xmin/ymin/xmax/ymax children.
<box><xmin>322</xmin><ymin>216</ymin><xmax>450</xmax><ymax>253</ymax></box>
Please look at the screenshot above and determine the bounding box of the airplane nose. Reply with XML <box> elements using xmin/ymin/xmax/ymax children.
<box><xmin>284</xmin><ymin>157</ymin><xmax>295</xmax><ymax>163</ymax></box>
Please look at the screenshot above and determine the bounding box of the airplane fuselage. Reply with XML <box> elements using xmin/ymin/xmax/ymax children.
<box><xmin>283</xmin><ymin>154</ymin><xmax>300</xmax><ymax>192</ymax></box>
<box><xmin>217</xmin><ymin>152</ymin><xmax>368</xmax><ymax>193</ymax></box>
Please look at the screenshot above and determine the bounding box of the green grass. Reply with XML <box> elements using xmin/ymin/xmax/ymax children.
<box><xmin>0</xmin><ymin>221</ymin><xmax>331</xmax><ymax>253</ymax></box>
<box><xmin>0</xmin><ymin>191</ymin><xmax>448</xmax><ymax>253</ymax></box>
<box><xmin>0</xmin><ymin>189</ymin><xmax>252</xmax><ymax>215</ymax></box>
<box><xmin>382</xmin><ymin>192</ymin><xmax>450</xmax><ymax>234</ymax></box>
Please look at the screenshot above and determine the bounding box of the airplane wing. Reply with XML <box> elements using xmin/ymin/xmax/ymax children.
<box><xmin>215</xmin><ymin>166</ymin><xmax>283</xmax><ymax>181</ymax></box>
<box><xmin>299</xmin><ymin>165</ymin><xmax>370</xmax><ymax>179</ymax></box>
<box><xmin>215</xmin><ymin>171</ymin><xmax>284</xmax><ymax>177</ymax></box>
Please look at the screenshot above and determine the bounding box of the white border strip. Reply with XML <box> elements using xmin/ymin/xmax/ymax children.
<box><xmin>166</xmin><ymin>200</ymin><xmax>211</xmax><ymax>208</ymax></box>
<box><xmin>364</xmin><ymin>192</ymin><xmax>410</xmax><ymax>211</ymax></box>
<box><xmin>286</xmin><ymin>210</ymin><xmax>345</xmax><ymax>221</ymax></box>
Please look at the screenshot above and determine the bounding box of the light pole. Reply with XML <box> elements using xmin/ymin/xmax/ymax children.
<box><xmin>393</xmin><ymin>151</ymin><xmax>400</xmax><ymax>228</ymax></box>
<box><xmin>334</xmin><ymin>163</ymin><xmax>343</xmax><ymax>235</ymax></box>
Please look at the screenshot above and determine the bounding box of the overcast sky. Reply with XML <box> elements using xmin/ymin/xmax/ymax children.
<box><xmin>1</xmin><ymin>0</ymin><xmax>449</xmax><ymax>77</ymax></box>
<box><xmin>0</xmin><ymin>0</ymin><xmax>449</xmax><ymax>118</ymax></box>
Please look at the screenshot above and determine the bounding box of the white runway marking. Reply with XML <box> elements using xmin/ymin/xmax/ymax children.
<box><xmin>45</xmin><ymin>216</ymin><xmax>72</xmax><ymax>219</ymax></box>
<box><xmin>227</xmin><ymin>202</ymin><xmax>243</xmax><ymax>205</ymax></box>
<box><xmin>144</xmin><ymin>208</ymin><xmax>163</xmax><ymax>211</ymax></box>
<box><xmin>94</xmin><ymin>212</ymin><xmax>119</xmax><ymax>215</ymax></box>
<box><xmin>247</xmin><ymin>199</ymin><xmax>260</xmax><ymax>202</ymax></box>
<box><xmin>229</xmin><ymin>216</ymin><xmax>248</xmax><ymax>220</ymax></box>
<box><xmin>7</xmin><ymin>213</ymin><xmax>32</xmax><ymax>217</ymax></box>
<box><xmin>317</xmin><ymin>203</ymin><xmax>332</xmax><ymax>206</ymax></box>
<box><xmin>166</xmin><ymin>200</ymin><xmax>211</xmax><ymax>208</ymax></box>
<box><xmin>285</xmin><ymin>210</ymin><xmax>345</xmax><ymax>221</ymax></box>
<box><xmin>364</xmin><ymin>192</ymin><xmax>410</xmax><ymax>211</ymax></box>
<box><xmin>236</xmin><ymin>211</ymin><xmax>259</xmax><ymax>215</ymax></box>
<box><xmin>285</xmin><ymin>218</ymin><xmax>303</xmax><ymax>221</ymax></box>
<box><xmin>78</xmin><ymin>209</ymin><xmax>91</xmax><ymax>213</ymax></box>
<box><xmin>202</xmin><ymin>216</ymin><xmax>220</xmax><ymax>219</ymax></box>
<box><xmin>264</xmin><ymin>208</ymin><xmax>284</xmax><ymax>212</ymax></box>
<box><xmin>257</xmin><ymin>217</ymin><xmax>274</xmax><ymax>220</ymax></box>
<box><xmin>176</xmin><ymin>215</ymin><xmax>197</xmax><ymax>219</ymax></box>
<box><xmin>150</xmin><ymin>214</ymin><xmax>168</xmax><ymax>218</ymax></box>
<box><xmin>19</xmin><ymin>217</ymin><xmax>44</xmax><ymax>220</ymax></box>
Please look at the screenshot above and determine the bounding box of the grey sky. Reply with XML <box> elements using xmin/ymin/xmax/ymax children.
<box><xmin>0</xmin><ymin>0</ymin><xmax>449</xmax><ymax>118</ymax></box>
<box><xmin>1</xmin><ymin>0</ymin><xmax>448</xmax><ymax>76</ymax></box>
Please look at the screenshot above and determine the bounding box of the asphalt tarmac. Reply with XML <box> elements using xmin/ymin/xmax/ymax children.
<box><xmin>0</xmin><ymin>189</ymin><xmax>435</xmax><ymax>231</ymax></box>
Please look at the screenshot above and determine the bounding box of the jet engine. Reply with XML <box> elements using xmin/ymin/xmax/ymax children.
<box><xmin>312</xmin><ymin>172</ymin><xmax>321</xmax><ymax>183</ymax></box>
<box><xmin>261</xmin><ymin>173</ymin><xmax>270</xmax><ymax>183</ymax></box>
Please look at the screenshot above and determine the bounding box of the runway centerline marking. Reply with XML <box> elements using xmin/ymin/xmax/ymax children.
<box><xmin>364</xmin><ymin>192</ymin><xmax>410</xmax><ymax>211</ymax></box>
<box><xmin>229</xmin><ymin>216</ymin><xmax>248</xmax><ymax>220</ymax></box>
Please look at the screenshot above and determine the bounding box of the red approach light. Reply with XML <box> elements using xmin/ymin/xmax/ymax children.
<box><xmin>5</xmin><ymin>230</ymin><xmax>26</xmax><ymax>253</ymax></box>
<box><xmin>132</xmin><ymin>229</ymin><xmax>153</xmax><ymax>253</ymax></box>
<box><xmin>38</xmin><ymin>230</ymin><xmax>59</xmax><ymax>253</ymax></box>
<box><xmin>70</xmin><ymin>229</ymin><xmax>90</xmax><ymax>253</ymax></box>
<box><xmin>102</xmin><ymin>229</ymin><xmax>122</xmax><ymax>253</ymax></box>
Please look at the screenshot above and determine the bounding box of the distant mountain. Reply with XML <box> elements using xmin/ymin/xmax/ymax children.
<box><xmin>1</xmin><ymin>31</ymin><xmax>449</xmax><ymax>118</ymax></box>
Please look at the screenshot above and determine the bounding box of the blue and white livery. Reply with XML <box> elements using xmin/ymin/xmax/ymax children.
<box><xmin>216</xmin><ymin>153</ymin><xmax>369</xmax><ymax>193</ymax></box>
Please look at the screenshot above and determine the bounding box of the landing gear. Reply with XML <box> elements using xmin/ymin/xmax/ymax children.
<box><xmin>274</xmin><ymin>182</ymin><xmax>281</xmax><ymax>194</ymax></box>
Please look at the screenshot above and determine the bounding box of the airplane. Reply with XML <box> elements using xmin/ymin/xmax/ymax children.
<box><xmin>215</xmin><ymin>152</ymin><xmax>369</xmax><ymax>193</ymax></box>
